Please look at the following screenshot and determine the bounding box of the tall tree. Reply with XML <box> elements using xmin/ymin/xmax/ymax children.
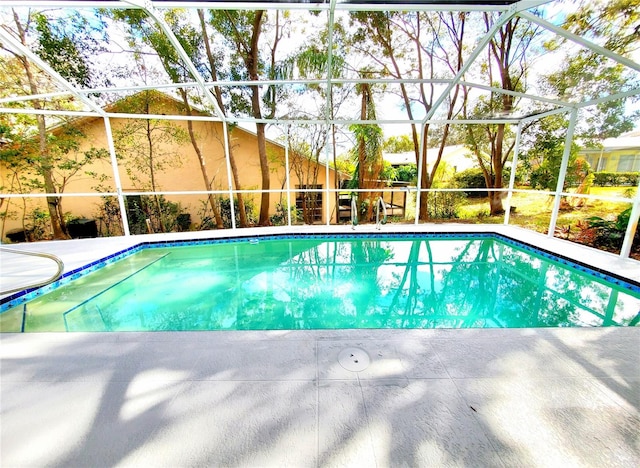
<box><xmin>1</xmin><ymin>9</ymin><xmax>104</xmax><ymax>238</ymax></box>
<box><xmin>349</xmin><ymin>11</ymin><xmax>467</xmax><ymax>220</ymax></box>
<box><xmin>197</xmin><ymin>9</ymin><xmax>249</xmax><ymax>227</ymax></box>
<box><xmin>107</xmin><ymin>8</ymin><xmax>225</xmax><ymax>229</ymax></box>
<box><xmin>463</xmin><ymin>14</ymin><xmax>537</xmax><ymax>215</ymax></box>
<box><xmin>287</xmin><ymin>125</ymin><xmax>326</xmax><ymax>224</ymax></box>
<box><xmin>350</xmin><ymin>81</ymin><xmax>384</xmax><ymax>222</ymax></box>
<box><xmin>291</xmin><ymin>19</ymin><xmax>351</xmax><ymax>223</ymax></box>
<box><xmin>112</xmin><ymin>90</ymin><xmax>188</xmax><ymax>232</ymax></box>
<box><xmin>208</xmin><ymin>10</ymin><xmax>272</xmax><ymax>225</ymax></box>
<box><xmin>524</xmin><ymin>114</ymin><xmax>587</xmax><ymax>201</ymax></box>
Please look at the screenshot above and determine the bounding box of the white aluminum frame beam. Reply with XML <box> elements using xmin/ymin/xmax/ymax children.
<box><xmin>123</xmin><ymin>0</ymin><xmax>226</xmax><ymax>120</ymax></box>
<box><xmin>519</xmin><ymin>11</ymin><xmax>640</xmax><ymax>73</ymax></box>
<box><xmin>547</xmin><ymin>107</ymin><xmax>578</xmax><ymax>237</ymax></box>
<box><xmin>323</xmin><ymin>0</ymin><xmax>338</xmax><ymax>226</ymax></box>
<box><xmin>620</xmin><ymin>180</ymin><xmax>640</xmax><ymax>258</ymax></box>
<box><xmin>5</xmin><ymin>1</ymin><xmax>555</xmax><ymax>14</ymax></box>
<box><xmin>0</xmin><ymin>78</ymin><xmax>581</xmax><ymax>118</ymax></box>
<box><xmin>0</xmin><ymin>107</ymin><xmax>540</xmax><ymax>126</ymax></box>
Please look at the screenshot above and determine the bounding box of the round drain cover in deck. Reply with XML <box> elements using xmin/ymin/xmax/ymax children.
<box><xmin>338</xmin><ymin>347</ymin><xmax>370</xmax><ymax>372</ymax></box>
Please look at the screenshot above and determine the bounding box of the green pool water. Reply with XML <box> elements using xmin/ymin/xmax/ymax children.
<box><xmin>2</xmin><ymin>236</ymin><xmax>639</xmax><ymax>332</ymax></box>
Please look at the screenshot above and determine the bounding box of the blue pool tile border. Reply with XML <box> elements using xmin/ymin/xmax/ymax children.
<box><xmin>2</xmin><ymin>231</ymin><xmax>639</xmax><ymax>312</ymax></box>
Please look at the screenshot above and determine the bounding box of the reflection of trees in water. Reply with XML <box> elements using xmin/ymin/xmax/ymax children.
<box><xmin>234</xmin><ymin>240</ymin><xmax>397</xmax><ymax>329</ymax></box>
<box><xmin>346</xmin><ymin>237</ymin><xmax>633</xmax><ymax>329</ymax></box>
<box><xmin>435</xmin><ymin>239</ymin><xmax>626</xmax><ymax>328</ymax></box>
<box><xmin>74</xmin><ymin>238</ymin><xmax>636</xmax><ymax>331</ymax></box>
<box><xmin>349</xmin><ymin>240</ymin><xmax>394</xmax><ymax>325</ymax></box>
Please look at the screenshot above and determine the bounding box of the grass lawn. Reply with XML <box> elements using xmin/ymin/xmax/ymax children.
<box><xmin>445</xmin><ymin>186</ymin><xmax>638</xmax><ymax>258</ymax></box>
<box><xmin>455</xmin><ymin>186</ymin><xmax>635</xmax><ymax>233</ymax></box>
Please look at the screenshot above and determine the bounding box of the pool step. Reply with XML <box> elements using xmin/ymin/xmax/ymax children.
<box><xmin>0</xmin><ymin>250</ymin><xmax>169</xmax><ymax>332</ymax></box>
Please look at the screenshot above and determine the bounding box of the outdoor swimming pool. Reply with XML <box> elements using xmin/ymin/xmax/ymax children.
<box><xmin>1</xmin><ymin>233</ymin><xmax>639</xmax><ymax>332</ymax></box>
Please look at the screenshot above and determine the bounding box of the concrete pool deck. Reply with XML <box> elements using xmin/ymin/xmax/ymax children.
<box><xmin>1</xmin><ymin>328</ymin><xmax>638</xmax><ymax>467</ymax></box>
<box><xmin>1</xmin><ymin>225</ymin><xmax>639</xmax><ymax>466</ymax></box>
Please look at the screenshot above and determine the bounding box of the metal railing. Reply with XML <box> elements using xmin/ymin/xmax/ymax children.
<box><xmin>376</xmin><ymin>196</ymin><xmax>388</xmax><ymax>230</ymax></box>
<box><xmin>0</xmin><ymin>247</ymin><xmax>64</xmax><ymax>295</ymax></box>
<box><xmin>351</xmin><ymin>194</ymin><xmax>358</xmax><ymax>229</ymax></box>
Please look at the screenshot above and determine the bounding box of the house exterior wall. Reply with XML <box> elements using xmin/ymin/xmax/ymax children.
<box><xmin>580</xmin><ymin>148</ymin><xmax>640</xmax><ymax>172</ymax></box>
<box><xmin>1</xmin><ymin>101</ymin><xmax>339</xmax><ymax>239</ymax></box>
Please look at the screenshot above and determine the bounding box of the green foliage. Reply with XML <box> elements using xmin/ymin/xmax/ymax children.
<box><xmin>206</xmin><ymin>9</ymin><xmax>266</xmax><ymax>116</ymax></box>
<box><xmin>581</xmin><ymin>207</ymin><xmax>637</xmax><ymax>252</ymax></box>
<box><xmin>379</xmin><ymin>160</ymin><xmax>396</xmax><ymax>183</ymax></box>
<box><xmin>113</xmin><ymin>91</ymin><xmax>188</xmax><ymax>191</ymax></box>
<box><xmin>94</xmin><ymin>196</ymin><xmax>123</xmax><ymax>237</ymax></box>
<box><xmin>294</xmin><ymin>43</ymin><xmax>346</xmax><ymax>82</ymax></box>
<box><xmin>592</xmin><ymin>172</ymin><xmax>640</xmax><ymax>187</ymax></box>
<box><xmin>18</xmin><ymin>207</ymin><xmax>51</xmax><ymax>241</ymax></box>
<box><xmin>198</xmin><ymin>197</ymin><xmax>257</xmax><ymax>230</ymax></box>
<box><xmin>394</xmin><ymin>164</ymin><xmax>418</xmax><ymax>183</ymax></box>
<box><xmin>543</xmin><ymin>1</ymin><xmax>639</xmax><ymax>143</ymax></box>
<box><xmin>34</xmin><ymin>13</ymin><xmax>91</xmax><ymax>87</ymax></box>
<box><xmin>563</xmin><ymin>0</ymin><xmax>640</xmax><ymax>62</ymax></box>
<box><xmin>218</xmin><ymin>197</ymin><xmax>257</xmax><ymax>228</ymax></box>
<box><xmin>452</xmin><ymin>168</ymin><xmax>487</xmax><ymax>196</ymax></box>
<box><xmin>383</xmin><ymin>135</ymin><xmax>414</xmax><ymax>153</ymax></box>
<box><xmin>107</xmin><ymin>9</ymin><xmax>202</xmax><ymax>85</ymax></box>
<box><xmin>426</xmin><ymin>191</ymin><xmax>467</xmax><ymax>219</ymax></box>
<box><xmin>126</xmin><ymin>195</ymin><xmax>188</xmax><ymax>234</ymax></box>
<box><xmin>521</xmin><ymin>114</ymin><xmax>592</xmax><ymax>193</ymax></box>
<box><xmin>528</xmin><ymin>148</ymin><xmax>587</xmax><ymax>190</ymax></box>
<box><xmin>270</xmin><ymin>202</ymin><xmax>301</xmax><ymax>226</ymax></box>
<box><xmin>30</xmin><ymin>10</ymin><xmax>110</xmax><ymax>91</ymax></box>
<box><xmin>350</xmin><ymin>123</ymin><xmax>384</xmax><ymax>160</ymax></box>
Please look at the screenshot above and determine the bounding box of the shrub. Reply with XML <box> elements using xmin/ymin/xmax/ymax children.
<box><xmin>218</xmin><ymin>197</ymin><xmax>257</xmax><ymax>228</ymax></box>
<box><xmin>577</xmin><ymin>207</ymin><xmax>638</xmax><ymax>252</ymax></box>
<box><xmin>426</xmin><ymin>191</ymin><xmax>467</xmax><ymax>219</ymax></box>
<box><xmin>270</xmin><ymin>202</ymin><xmax>301</xmax><ymax>226</ymax></box>
<box><xmin>94</xmin><ymin>196</ymin><xmax>124</xmax><ymax>236</ymax></box>
<box><xmin>592</xmin><ymin>172</ymin><xmax>640</xmax><ymax>186</ymax></box>
<box><xmin>395</xmin><ymin>164</ymin><xmax>418</xmax><ymax>183</ymax></box>
<box><xmin>125</xmin><ymin>195</ymin><xmax>188</xmax><ymax>234</ymax></box>
<box><xmin>452</xmin><ymin>168</ymin><xmax>487</xmax><ymax>197</ymax></box>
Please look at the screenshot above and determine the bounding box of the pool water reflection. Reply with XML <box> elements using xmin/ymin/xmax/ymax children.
<box><xmin>2</xmin><ymin>236</ymin><xmax>639</xmax><ymax>332</ymax></box>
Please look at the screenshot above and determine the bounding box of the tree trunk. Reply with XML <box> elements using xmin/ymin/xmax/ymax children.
<box><xmin>37</xmin><ymin>115</ymin><xmax>68</xmax><ymax>239</ymax></box>
<box><xmin>145</xmin><ymin>113</ymin><xmax>165</xmax><ymax>232</ymax></box>
<box><xmin>246</xmin><ymin>11</ymin><xmax>271</xmax><ymax>226</ymax></box>
<box><xmin>419</xmin><ymin>134</ymin><xmax>430</xmax><ymax>221</ymax></box>
<box><xmin>255</xmin><ymin>119</ymin><xmax>271</xmax><ymax>225</ymax></box>
<box><xmin>14</xmin><ymin>11</ymin><xmax>68</xmax><ymax>239</ymax></box>
<box><xmin>179</xmin><ymin>89</ymin><xmax>224</xmax><ymax>229</ymax></box>
<box><xmin>198</xmin><ymin>9</ymin><xmax>248</xmax><ymax>227</ymax></box>
<box><xmin>489</xmin><ymin>123</ymin><xmax>505</xmax><ymax>215</ymax></box>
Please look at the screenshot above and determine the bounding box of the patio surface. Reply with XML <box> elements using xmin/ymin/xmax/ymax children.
<box><xmin>1</xmin><ymin>328</ymin><xmax>638</xmax><ymax>467</ymax></box>
<box><xmin>1</xmin><ymin>225</ymin><xmax>639</xmax><ymax>466</ymax></box>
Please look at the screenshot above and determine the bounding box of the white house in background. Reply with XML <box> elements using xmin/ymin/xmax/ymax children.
<box><xmin>578</xmin><ymin>130</ymin><xmax>640</xmax><ymax>172</ymax></box>
<box><xmin>383</xmin><ymin>145</ymin><xmax>477</xmax><ymax>173</ymax></box>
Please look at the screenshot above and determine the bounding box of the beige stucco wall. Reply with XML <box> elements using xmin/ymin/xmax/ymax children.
<box><xmin>1</xmin><ymin>103</ymin><xmax>339</xmax><ymax>239</ymax></box>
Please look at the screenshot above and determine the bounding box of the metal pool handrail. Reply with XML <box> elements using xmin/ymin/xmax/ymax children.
<box><xmin>351</xmin><ymin>194</ymin><xmax>358</xmax><ymax>229</ymax></box>
<box><xmin>376</xmin><ymin>197</ymin><xmax>388</xmax><ymax>230</ymax></box>
<box><xmin>0</xmin><ymin>246</ymin><xmax>64</xmax><ymax>295</ymax></box>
